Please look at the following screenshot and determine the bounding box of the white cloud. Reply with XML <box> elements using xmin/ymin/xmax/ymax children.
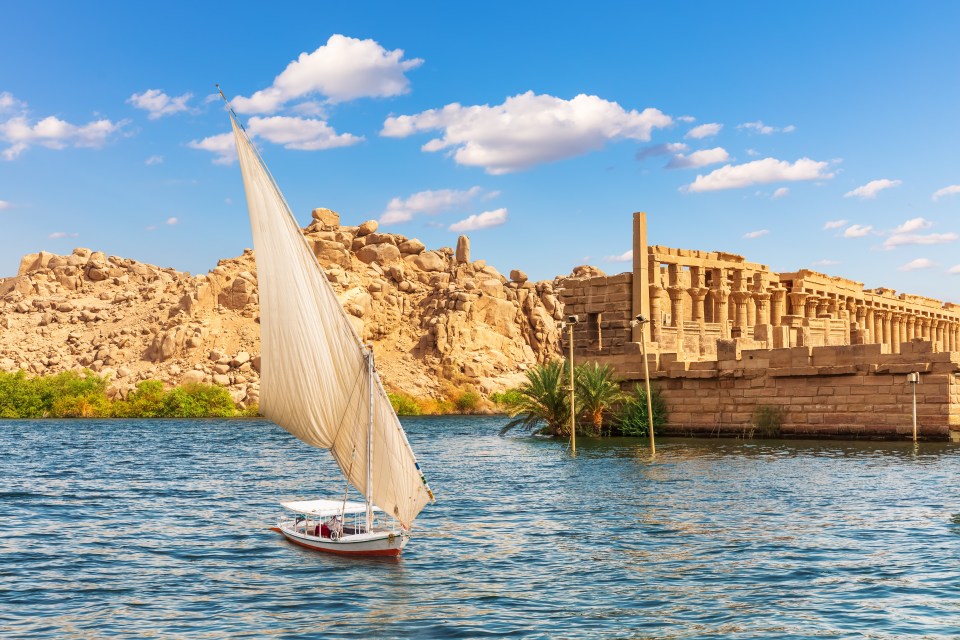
<box><xmin>949</xmin><ymin>265</ymin><xmax>960</xmax><ymax>275</ymax></box>
<box><xmin>737</xmin><ymin>121</ymin><xmax>795</xmax><ymax>135</ymax></box>
<box><xmin>0</xmin><ymin>200</ymin><xmax>11</xmax><ymax>210</ymax></box>
<box><xmin>685</xmin><ymin>123</ymin><xmax>722</xmax><ymax>139</ymax></box>
<box><xmin>381</xmin><ymin>186</ymin><xmax>484</xmax><ymax>224</ymax></box>
<box><xmin>188</xmin><ymin>132</ymin><xmax>236</xmax><ymax>165</ymax></box>
<box><xmin>0</xmin><ymin>92</ymin><xmax>26</xmax><ymax>113</ymax></box>
<box><xmin>823</xmin><ymin>219</ymin><xmax>847</xmax><ymax>230</ymax></box>
<box><xmin>247</xmin><ymin>115</ymin><xmax>362</xmax><ymax>150</ymax></box>
<box><xmin>812</xmin><ymin>259</ymin><xmax>840</xmax><ymax>266</ymax></box>
<box><xmin>844</xmin><ymin>178</ymin><xmax>901</xmax><ymax>199</ymax></box>
<box><xmin>0</xmin><ymin>111</ymin><xmax>125</xmax><ymax>160</ymax></box>
<box><xmin>666</xmin><ymin>147</ymin><xmax>729</xmax><ymax>169</ymax></box>
<box><xmin>684</xmin><ymin>157</ymin><xmax>833</xmax><ymax>192</ymax></box>
<box><xmin>636</xmin><ymin>142</ymin><xmax>687</xmax><ymax>161</ymax></box>
<box><xmin>166</xmin><ymin>217</ymin><xmax>178</xmax><ymax>225</ymax></box>
<box><xmin>676</xmin><ymin>115</ymin><xmax>696</xmax><ymax>123</ymax></box>
<box><xmin>743</xmin><ymin>229</ymin><xmax>769</xmax><ymax>239</ymax></box>
<box><xmin>898</xmin><ymin>258</ymin><xmax>934</xmax><ymax>271</ymax></box>
<box><xmin>232</xmin><ymin>34</ymin><xmax>423</xmax><ymax>113</ymax></box>
<box><xmin>128</xmin><ymin>89</ymin><xmax>192</xmax><ymax>119</ymax></box>
<box><xmin>189</xmin><ymin>116</ymin><xmax>361</xmax><ymax>164</ymax></box>
<box><xmin>48</xmin><ymin>231</ymin><xmax>78</xmax><ymax>239</ymax></box>
<box><xmin>883</xmin><ymin>231</ymin><xmax>958</xmax><ymax>250</ymax></box>
<box><xmin>771</xmin><ymin>187</ymin><xmax>789</xmax><ymax>199</ymax></box>
<box><xmin>382</xmin><ymin>91</ymin><xmax>672</xmax><ymax>174</ymax></box>
<box><xmin>448</xmin><ymin>208</ymin><xmax>508</xmax><ymax>232</ymax></box>
<box><xmin>605</xmin><ymin>250</ymin><xmax>633</xmax><ymax>262</ymax></box>
<box><xmin>843</xmin><ymin>224</ymin><xmax>873</xmax><ymax>238</ymax></box>
<box><xmin>745</xmin><ymin>148</ymin><xmax>760</xmax><ymax>157</ymax></box>
<box><xmin>892</xmin><ymin>217</ymin><xmax>932</xmax><ymax>234</ymax></box>
<box><xmin>932</xmin><ymin>185</ymin><xmax>960</xmax><ymax>202</ymax></box>
<box><xmin>145</xmin><ymin>155</ymin><xmax>163</xmax><ymax>165</ymax></box>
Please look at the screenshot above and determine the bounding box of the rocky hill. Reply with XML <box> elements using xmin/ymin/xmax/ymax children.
<box><xmin>0</xmin><ymin>208</ymin><xmax>567</xmax><ymax>407</ymax></box>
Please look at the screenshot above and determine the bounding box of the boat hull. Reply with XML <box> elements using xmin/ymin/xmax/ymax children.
<box><xmin>273</xmin><ymin>525</ymin><xmax>409</xmax><ymax>557</ymax></box>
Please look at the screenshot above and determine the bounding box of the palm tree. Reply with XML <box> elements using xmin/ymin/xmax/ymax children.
<box><xmin>575</xmin><ymin>363</ymin><xmax>624</xmax><ymax>436</ymax></box>
<box><xmin>500</xmin><ymin>360</ymin><xmax>570</xmax><ymax>436</ymax></box>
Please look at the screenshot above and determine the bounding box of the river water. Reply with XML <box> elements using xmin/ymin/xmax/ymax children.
<box><xmin>1</xmin><ymin>417</ymin><xmax>959</xmax><ymax>638</ymax></box>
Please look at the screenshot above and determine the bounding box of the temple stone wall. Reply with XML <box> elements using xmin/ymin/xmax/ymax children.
<box><xmin>557</xmin><ymin>212</ymin><xmax>960</xmax><ymax>440</ymax></box>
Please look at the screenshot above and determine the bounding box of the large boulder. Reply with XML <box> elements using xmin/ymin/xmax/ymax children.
<box><xmin>398</xmin><ymin>239</ymin><xmax>426</xmax><ymax>255</ymax></box>
<box><xmin>311</xmin><ymin>208</ymin><xmax>340</xmax><ymax>227</ymax></box>
<box><xmin>412</xmin><ymin>251</ymin><xmax>446</xmax><ymax>272</ymax></box>
<box><xmin>356</xmin><ymin>243</ymin><xmax>401</xmax><ymax>265</ymax></box>
<box><xmin>456</xmin><ymin>236</ymin><xmax>470</xmax><ymax>263</ymax></box>
<box><xmin>357</xmin><ymin>220</ymin><xmax>378</xmax><ymax>237</ymax></box>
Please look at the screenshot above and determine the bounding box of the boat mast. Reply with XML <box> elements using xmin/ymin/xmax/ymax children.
<box><xmin>366</xmin><ymin>346</ymin><xmax>374</xmax><ymax>533</ymax></box>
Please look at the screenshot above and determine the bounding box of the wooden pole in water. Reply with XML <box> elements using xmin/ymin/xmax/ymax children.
<box><xmin>632</xmin><ymin>315</ymin><xmax>656</xmax><ymax>456</ymax></box>
<box><xmin>567</xmin><ymin>316</ymin><xmax>578</xmax><ymax>454</ymax></box>
<box><xmin>909</xmin><ymin>371</ymin><xmax>919</xmax><ymax>442</ymax></box>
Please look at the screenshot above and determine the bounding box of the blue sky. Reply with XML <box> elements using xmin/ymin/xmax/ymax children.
<box><xmin>2</xmin><ymin>2</ymin><xmax>959</xmax><ymax>302</ymax></box>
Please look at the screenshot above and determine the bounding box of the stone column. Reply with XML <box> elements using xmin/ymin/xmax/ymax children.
<box><xmin>788</xmin><ymin>292</ymin><xmax>807</xmax><ymax>318</ymax></box>
<box><xmin>667</xmin><ymin>286</ymin><xmax>685</xmax><ymax>346</ymax></box>
<box><xmin>906</xmin><ymin>314</ymin><xmax>916</xmax><ymax>342</ymax></box>
<box><xmin>817</xmin><ymin>297</ymin><xmax>830</xmax><ymax>317</ymax></box>
<box><xmin>687</xmin><ymin>287</ymin><xmax>708</xmax><ymax>325</ymax></box>
<box><xmin>952</xmin><ymin>323</ymin><xmax>959</xmax><ymax>351</ymax></box>
<box><xmin>754</xmin><ymin>292</ymin><xmax>771</xmax><ymax>326</ymax></box>
<box><xmin>747</xmin><ymin>296</ymin><xmax>757</xmax><ymax>328</ymax></box>
<box><xmin>770</xmin><ymin>287</ymin><xmax>786</xmax><ymax>326</ymax></box>
<box><xmin>827</xmin><ymin>297</ymin><xmax>840</xmax><ymax>319</ymax></box>
<box><xmin>649</xmin><ymin>284</ymin><xmax>664</xmax><ymax>343</ymax></box>
<box><xmin>891</xmin><ymin>313</ymin><xmax>902</xmax><ymax>354</ymax></box>
<box><xmin>805</xmin><ymin>296</ymin><xmax>820</xmax><ymax>319</ymax></box>
<box><xmin>920</xmin><ymin>317</ymin><xmax>931</xmax><ymax>340</ymax></box>
<box><xmin>715</xmin><ymin>286</ymin><xmax>731</xmax><ymax>339</ymax></box>
<box><xmin>855</xmin><ymin>304</ymin><xmax>867</xmax><ymax>343</ymax></box>
<box><xmin>936</xmin><ymin>320</ymin><xmax>946</xmax><ymax>351</ymax></box>
<box><xmin>866</xmin><ymin>308</ymin><xmax>877</xmax><ymax>344</ymax></box>
<box><xmin>880</xmin><ymin>311</ymin><xmax>891</xmax><ymax>350</ymax></box>
<box><xmin>899</xmin><ymin>312</ymin><xmax>908</xmax><ymax>347</ymax></box>
<box><xmin>731</xmin><ymin>291</ymin><xmax>750</xmax><ymax>337</ymax></box>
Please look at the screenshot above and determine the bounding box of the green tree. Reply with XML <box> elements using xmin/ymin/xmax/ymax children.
<box><xmin>112</xmin><ymin>380</ymin><xmax>167</xmax><ymax>418</ymax></box>
<box><xmin>161</xmin><ymin>383</ymin><xmax>238</xmax><ymax>418</ymax></box>
<box><xmin>575</xmin><ymin>363</ymin><xmax>624</xmax><ymax>436</ymax></box>
<box><xmin>500</xmin><ymin>360</ymin><xmax>570</xmax><ymax>436</ymax></box>
<box><xmin>388</xmin><ymin>392</ymin><xmax>422</xmax><ymax>416</ymax></box>
<box><xmin>615</xmin><ymin>383</ymin><xmax>668</xmax><ymax>437</ymax></box>
<box><xmin>0</xmin><ymin>370</ymin><xmax>44</xmax><ymax>418</ymax></box>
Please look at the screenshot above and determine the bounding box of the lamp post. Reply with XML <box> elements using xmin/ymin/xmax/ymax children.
<box><xmin>630</xmin><ymin>314</ymin><xmax>656</xmax><ymax>456</ymax></box>
<box><xmin>908</xmin><ymin>371</ymin><xmax>920</xmax><ymax>442</ymax></box>
<box><xmin>566</xmin><ymin>315</ymin><xmax>578</xmax><ymax>454</ymax></box>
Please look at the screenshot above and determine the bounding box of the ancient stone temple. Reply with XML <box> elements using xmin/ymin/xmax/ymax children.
<box><xmin>559</xmin><ymin>213</ymin><xmax>960</xmax><ymax>440</ymax></box>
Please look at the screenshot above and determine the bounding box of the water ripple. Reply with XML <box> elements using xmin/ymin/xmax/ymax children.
<box><xmin>1</xmin><ymin>418</ymin><xmax>959</xmax><ymax>637</ymax></box>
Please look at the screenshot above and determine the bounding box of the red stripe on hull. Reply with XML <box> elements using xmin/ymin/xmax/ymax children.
<box><xmin>277</xmin><ymin>531</ymin><xmax>403</xmax><ymax>557</ymax></box>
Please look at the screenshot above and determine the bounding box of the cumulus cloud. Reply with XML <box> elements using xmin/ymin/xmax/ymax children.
<box><xmin>843</xmin><ymin>224</ymin><xmax>873</xmax><ymax>237</ymax></box>
<box><xmin>247</xmin><ymin>115</ymin><xmax>362</xmax><ymax>150</ymax></box>
<box><xmin>823</xmin><ymin>219</ymin><xmax>847</xmax><ymax>230</ymax></box>
<box><xmin>380</xmin><ymin>186</ymin><xmax>484</xmax><ymax>224</ymax></box>
<box><xmin>743</xmin><ymin>229</ymin><xmax>769</xmax><ymax>239</ymax></box>
<box><xmin>0</xmin><ymin>92</ymin><xmax>26</xmax><ymax>113</ymax></box>
<box><xmin>636</xmin><ymin>142</ymin><xmax>686</xmax><ymax>161</ymax></box>
<box><xmin>145</xmin><ymin>155</ymin><xmax>163</xmax><ymax>165</ymax></box>
<box><xmin>189</xmin><ymin>116</ymin><xmax>362</xmax><ymax>164</ymax></box>
<box><xmin>48</xmin><ymin>231</ymin><xmax>78</xmax><ymax>239</ymax></box>
<box><xmin>684</xmin><ymin>157</ymin><xmax>833</xmax><ymax>192</ymax></box>
<box><xmin>448</xmin><ymin>208</ymin><xmax>508</xmax><ymax>232</ymax></box>
<box><xmin>898</xmin><ymin>258</ymin><xmax>934</xmax><ymax>271</ymax></box>
<box><xmin>949</xmin><ymin>265</ymin><xmax>960</xmax><ymax>275</ymax></box>
<box><xmin>771</xmin><ymin>187</ymin><xmax>789</xmax><ymax>199</ymax></box>
<box><xmin>666</xmin><ymin>147</ymin><xmax>729</xmax><ymax>169</ymax></box>
<box><xmin>232</xmin><ymin>35</ymin><xmax>423</xmax><ymax>113</ymax></box>
<box><xmin>844</xmin><ymin>178</ymin><xmax>902</xmax><ymax>199</ymax></box>
<box><xmin>883</xmin><ymin>231</ymin><xmax>958</xmax><ymax>250</ymax></box>
<box><xmin>166</xmin><ymin>217</ymin><xmax>178</xmax><ymax>225</ymax></box>
<box><xmin>892</xmin><ymin>217</ymin><xmax>932</xmax><ymax>234</ymax></box>
<box><xmin>0</xmin><ymin>102</ymin><xmax>126</xmax><ymax>160</ymax></box>
<box><xmin>685</xmin><ymin>123</ymin><xmax>722</xmax><ymax>139</ymax></box>
<box><xmin>605</xmin><ymin>250</ymin><xmax>633</xmax><ymax>262</ymax></box>
<box><xmin>382</xmin><ymin>91</ymin><xmax>672</xmax><ymax>174</ymax></box>
<box><xmin>737</xmin><ymin>121</ymin><xmax>795</xmax><ymax>135</ymax></box>
<box><xmin>0</xmin><ymin>200</ymin><xmax>11</xmax><ymax>210</ymax></box>
<box><xmin>128</xmin><ymin>89</ymin><xmax>192</xmax><ymax>119</ymax></box>
<box><xmin>932</xmin><ymin>185</ymin><xmax>960</xmax><ymax>201</ymax></box>
<box><xmin>188</xmin><ymin>132</ymin><xmax>236</xmax><ymax>165</ymax></box>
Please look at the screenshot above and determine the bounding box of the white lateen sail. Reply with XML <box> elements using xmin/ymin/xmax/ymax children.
<box><xmin>229</xmin><ymin>113</ymin><xmax>432</xmax><ymax>530</ymax></box>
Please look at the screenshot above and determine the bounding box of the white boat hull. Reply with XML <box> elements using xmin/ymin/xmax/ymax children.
<box><xmin>273</xmin><ymin>521</ymin><xmax>409</xmax><ymax>557</ymax></box>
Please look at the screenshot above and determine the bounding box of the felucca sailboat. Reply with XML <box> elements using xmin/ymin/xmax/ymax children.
<box><xmin>223</xmin><ymin>92</ymin><xmax>434</xmax><ymax>556</ymax></box>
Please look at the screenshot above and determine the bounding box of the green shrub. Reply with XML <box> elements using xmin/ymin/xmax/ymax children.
<box><xmin>749</xmin><ymin>405</ymin><xmax>787</xmax><ymax>438</ymax></box>
<box><xmin>161</xmin><ymin>383</ymin><xmax>238</xmax><ymax>418</ymax></box>
<box><xmin>453</xmin><ymin>390</ymin><xmax>480</xmax><ymax>414</ymax></box>
<box><xmin>490</xmin><ymin>389</ymin><xmax>522</xmax><ymax>407</ymax></box>
<box><xmin>388</xmin><ymin>392</ymin><xmax>422</xmax><ymax>416</ymax></box>
<box><xmin>112</xmin><ymin>380</ymin><xmax>167</xmax><ymax>418</ymax></box>
<box><xmin>614</xmin><ymin>383</ymin><xmax>668</xmax><ymax>437</ymax></box>
<box><xmin>0</xmin><ymin>370</ymin><xmax>45</xmax><ymax>418</ymax></box>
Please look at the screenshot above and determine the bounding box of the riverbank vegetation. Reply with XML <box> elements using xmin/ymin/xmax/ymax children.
<box><xmin>499</xmin><ymin>361</ymin><xmax>667</xmax><ymax>438</ymax></box>
<box><xmin>0</xmin><ymin>370</ymin><xmax>258</xmax><ymax>419</ymax></box>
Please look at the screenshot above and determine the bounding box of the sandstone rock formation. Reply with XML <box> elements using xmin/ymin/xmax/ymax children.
<box><xmin>0</xmin><ymin>211</ymin><xmax>566</xmax><ymax>405</ymax></box>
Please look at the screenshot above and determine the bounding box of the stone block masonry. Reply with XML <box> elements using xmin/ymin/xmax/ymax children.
<box><xmin>558</xmin><ymin>212</ymin><xmax>960</xmax><ymax>440</ymax></box>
